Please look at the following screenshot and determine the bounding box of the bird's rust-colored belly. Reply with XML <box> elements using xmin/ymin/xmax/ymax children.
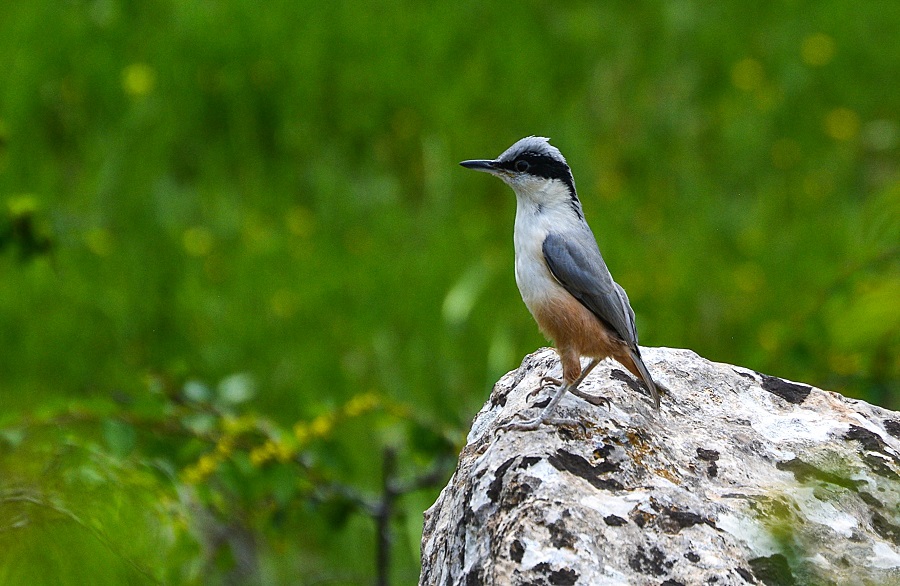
<box><xmin>530</xmin><ymin>292</ymin><xmax>623</xmax><ymax>360</ymax></box>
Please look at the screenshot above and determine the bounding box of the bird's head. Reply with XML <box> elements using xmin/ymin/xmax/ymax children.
<box><xmin>460</xmin><ymin>136</ymin><xmax>578</xmax><ymax>208</ymax></box>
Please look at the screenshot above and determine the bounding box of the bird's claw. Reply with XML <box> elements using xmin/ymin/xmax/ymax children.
<box><xmin>496</xmin><ymin>412</ymin><xmax>586</xmax><ymax>434</ymax></box>
<box><xmin>526</xmin><ymin>375</ymin><xmax>563</xmax><ymax>399</ymax></box>
<box><xmin>569</xmin><ymin>388</ymin><xmax>611</xmax><ymax>409</ymax></box>
<box><xmin>540</xmin><ymin>375</ymin><xmax>563</xmax><ymax>388</ymax></box>
<box><xmin>497</xmin><ymin>416</ymin><xmax>542</xmax><ymax>433</ymax></box>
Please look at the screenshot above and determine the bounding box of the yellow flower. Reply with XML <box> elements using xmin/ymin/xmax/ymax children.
<box><xmin>248</xmin><ymin>438</ymin><xmax>295</xmax><ymax>465</ymax></box>
<box><xmin>215</xmin><ymin>436</ymin><xmax>234</xmax><ymax>457</ymax></box>
<box><xmin>343</xmin><ymin>393</ymin><xmax>380</xmax><ymax>417</ymax></box>
<box><xmin>122</xmin><ymin>63</ymin><xmax>156</xmax><ymax>97</ymax></box>
<box><xmin>292</xmin><ymin>421</ymin><xmax>307</xmax><ymax>441</ymax></box>
<box><xmin>197</xmin><ymin>453</ymin><xmax>219</xmax><ymax>473</ymax></box>
<box><xmin>222</xmin><ymin>414</ymin><xmax>256</xmax><ymax>434</ymax></box>
<box><xmin>249</xmin><ymin>443</ymin><xmax>274</xmax><ymax>467</ymax></box>
<box><xmin>182</xmin><ymin>453</ymin><xmax>220</xmax><ymax>483</ymax></box>
<box><xmin>310</xmin><ymin>414</ymin><xmax>334</xmax><ymax>438</ymax></box>
<box><xmin>801</xmin><ymin>34</ymin><xmax>836</xmax><ymax>67</ymax></box>
<box><xmin>275</xmin><ymin>441</ymin><xmax>295</xmax><ymax>463</ymax></box>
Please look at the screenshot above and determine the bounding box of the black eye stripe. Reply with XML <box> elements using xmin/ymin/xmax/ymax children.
<box><xmin>499</xmin><ymin>150</ymin><xmax>582</xmax><ymax>219</ymax></box>
<box><xmin>501</xmin><ymin>152</ymin><xmax>575</xmax><ymax>192</ymax></box>
<box><xmin>502</xmin><ymin>153</ymin><xmax>566</xmax><ymax>178</ymax></box>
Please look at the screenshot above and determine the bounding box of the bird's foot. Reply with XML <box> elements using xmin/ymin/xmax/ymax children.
<box><xmin>568</xmin><ymin>387</ymin><xmax>611</xmax><ymax>409</ymax></box>
<box><xmin>497</xmin><ymin>412</ymin><xmax>585</xmax><ymax>433</ymax></box>
<box><xmin>526</xmin><ymin>375</ymin><xmax>563</xmax><ymax>399</ymax></box>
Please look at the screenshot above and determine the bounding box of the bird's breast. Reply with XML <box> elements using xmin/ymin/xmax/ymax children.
<box><xmin>513</xmin><ymin>210</ymin><xmax>567</xmax><ymax>315</ymax></box>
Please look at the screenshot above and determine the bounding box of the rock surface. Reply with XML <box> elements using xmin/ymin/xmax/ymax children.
<box><xmin>419</xmin><ymin>347</ymin><xmax>900</xmax><ymax>586</ymax></box>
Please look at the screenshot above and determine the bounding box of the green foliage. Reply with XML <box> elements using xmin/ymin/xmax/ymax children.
<box><xmin>0</xmin><ymin>0</ymin><xmax>897</xmax><ymax>583</ymax></box>
<box><xmin>1</xmin><ymin>377</ymin><xmax>452</xmax><ymax>584</ymax></box>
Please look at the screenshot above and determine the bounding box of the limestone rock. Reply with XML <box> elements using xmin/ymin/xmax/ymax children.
<box><xmin>420</xmin><ymin>347</ymin><xmax>900</xmax><ymax>586</ymax></box>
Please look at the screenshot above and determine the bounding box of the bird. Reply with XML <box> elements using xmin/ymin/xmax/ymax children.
<box><xmin>460</xmin><ymin>136</ymin><xmax>660</xmax><ymax>431</ymax></box>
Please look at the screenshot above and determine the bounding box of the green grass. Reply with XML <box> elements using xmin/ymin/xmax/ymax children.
<box><xmin>0</xmin><ymin>1</ymin><xmax>898</xmax><ymax>583</ymax></box>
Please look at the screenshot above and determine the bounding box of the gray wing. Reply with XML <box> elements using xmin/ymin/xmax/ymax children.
<box><xmin>613</xmin><ymin>282</ymin><xmax>639</xmax><ymax>345</ymax></box>
<box><xmin>542</xmin><ymin>232</ymin><xmax>639</xmax><ymax>347</ymax></box>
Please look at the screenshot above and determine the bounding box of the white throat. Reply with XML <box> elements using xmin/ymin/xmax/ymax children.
<box><xmin>510</xmin><ymin>179</ymin><xmax>582</xmax><ymax>311</ymax></box>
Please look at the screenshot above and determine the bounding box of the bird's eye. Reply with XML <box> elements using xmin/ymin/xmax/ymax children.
<box><xmin>514</xmin><ymin>159</ymin><xmax>530</xmax><ymax>172</ymax></box>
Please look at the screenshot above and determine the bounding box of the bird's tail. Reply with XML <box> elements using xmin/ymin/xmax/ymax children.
<box><xmin>629</xmin><ymin>348</ymin><xmax>660</xmax><ymax>409</ymax></box>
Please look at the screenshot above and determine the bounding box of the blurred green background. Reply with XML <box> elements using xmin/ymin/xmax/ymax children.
<box><xmin>0</xmin><ymin>1</ymin><xmax>897</xmax><ymax>584</ymax></box>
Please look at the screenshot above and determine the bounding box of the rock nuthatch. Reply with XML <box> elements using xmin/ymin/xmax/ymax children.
<box><xmin>460</xmin><ymin>136</ymin><xmax>660</xmax><ymax>430</ymax></box>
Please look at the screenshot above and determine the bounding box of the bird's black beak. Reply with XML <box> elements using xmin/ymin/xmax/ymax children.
<box><xmin>459</xmin><ymin>159</ymin><xmax>500</xmax><ymax>173</ymax></box>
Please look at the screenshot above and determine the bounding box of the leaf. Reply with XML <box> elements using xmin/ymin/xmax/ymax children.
<box><xmin>217</xmin><ymin>373</ymin><xmax>256</xmax><ymax>406</ymax></box>
<box><xmin>442</xmin><ymin>263</ymin><xmax>491</xmax><ymax>326</ymax></box>
<box><xmin>102</xmin><ymin>419</ymin><xmax>136</xmax><ymax>457</ymax></box>
<box><xmin>0</xmin><ymin>427</ymin><xmax>24</xmax><ymax>447</ymax></box>
<box><xmin>183</xmin><ymin>380</ymin><xmax>211</xmax><ymax>403</ymax></box>
<box><xmin>181</xmin><ymin>413</ymin><xmax>216</xmax><ymax>435</ymax></box>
